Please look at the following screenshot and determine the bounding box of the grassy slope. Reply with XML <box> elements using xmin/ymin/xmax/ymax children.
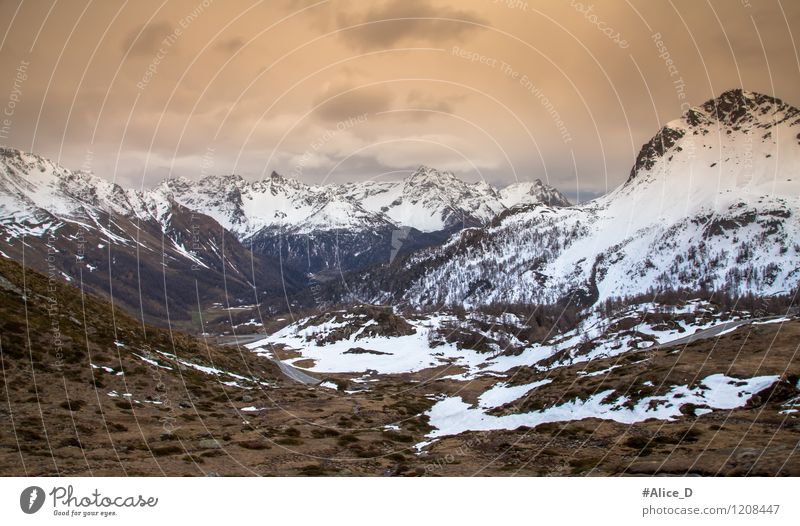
<box><xmin>1</xmin><ymin>255</ymin><xmax>798</xmax><ymax>476</ymax></box>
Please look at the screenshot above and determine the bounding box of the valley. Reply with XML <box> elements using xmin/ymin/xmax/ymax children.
<box><xmin>1</xmin><ymin>89</ymin><xmax>799</xmax><ymax>477</ymax></box>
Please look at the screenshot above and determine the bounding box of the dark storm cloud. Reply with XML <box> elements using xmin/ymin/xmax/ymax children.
<box><xmin>406</xmin><ymin>90</ymin><xmax>457</xmax><ymax>113</ymax></box>
<box><xmin>312</xmin><ymin>83</ymin><xmax>394</xmax><ymax>122</ymax></box>
<box><xmin>215</xmin><ymin>37</ymin><xmax>245</xmax><ymax>53</ymax></box>
<box><xmin>0</xmin><ymin>0</ymin><xmax>798</xmax><ymax>194</ymax></box>
<box><xmin>122</xmin><ymin>22</ymin><xmax>175</xmax><ymax>56</ymax></box>
<box><xmin>335</xmin><ymin>0</ymin><xmax>489</xmax><ymax>50</ymax></box>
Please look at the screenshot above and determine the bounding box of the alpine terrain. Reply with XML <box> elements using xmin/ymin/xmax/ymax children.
<box><xmin>349</xmin><ymin>89</ymin><xmax>800</xmax><ymax>308</ymax></box>
<box><xmin>1</xmin><ymin>89</ymin><xmax>798</xmax><ymax>477</ymax></box>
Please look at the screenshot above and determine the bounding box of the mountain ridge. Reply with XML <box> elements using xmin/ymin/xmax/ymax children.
<box><xmin>0</xmin><ymin>147</ymin><xmax>303</xmax><ymax>326</ymax></box>
<box><xmin>160</xmin><ymin>163</ymin><xmax>571</xmax><ymax>236</ymax></box>
<box><xmin>0</xmin><ymin>148</ymin><xmax>571</xmax><ymax>281</ymax></box>
<box><xmin>338</xmin><ymin>89</ymin><xmax>800</xmax><ymax>309</ymax></box>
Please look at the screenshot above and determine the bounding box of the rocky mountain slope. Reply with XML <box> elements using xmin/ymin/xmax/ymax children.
<box><xmin>380</xmin><ymin>90</ymin><xmax>800</xmax><ymax>308</ymax></box>
<box><xmin>242</xmin><ymin>295</ymin><xmax>799</xmax><ymax>475</ymax></box>
<box><xmin>0</xmin><ymin>148</ymin><xmax>570</xmax><ymax>320</ymax></box>
<box><xmin>2</xmin><ymin>212</ymin><xmax>797</xmax><ymax>476</ymax></box>
<box><xmin>0</xmin><ymin>148</ymin><xmax>301</xmax><ymax>325</ymax></box>
<box><xmin>160</xmin><ymin>165</ymin><xmax>569</xmax><ymax>275</ymax></box>
<box><xmin>0</xmin><ymin>256</ymin><xmax>286</xmax><ymax>475</ymax></box>
<box><xmin>0</xmin><ymin>256</ymin><xmax>455</xmax><ymax>476</ymax></box>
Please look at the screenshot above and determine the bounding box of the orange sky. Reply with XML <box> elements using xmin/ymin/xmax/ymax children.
<box><xmin>0</xmin><ymin>0</ymin><xmax>798</xmax><ymax>200</ymax></box>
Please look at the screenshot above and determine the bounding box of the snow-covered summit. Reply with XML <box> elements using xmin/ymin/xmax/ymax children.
<box><xmin>156</xmin><ymin>163</ymin><xmax>568</xmax><ymax>236</ymax></box>
<box><xmin>0</xmin><ymin>145</ymin><xmax>571</xmax><ymax>278</ymax></box>
<box><xmin>398</xmin><ymin>90</ymin><xmax>800</xmax><ymax>308</ymax></box>
<box><xmin>0</xmin><ymin>147</ymin><xmax>138</xmax><ymax>221</ymax></box>
<box><xmin>499</xmin><ymin>179</ymin><xmax>572</xmax><ymax>209</ymax></box>
<box><xmin>613</xmin><ymin>88</ymin><xmax>800</xmax><ymax>224</ymax></box>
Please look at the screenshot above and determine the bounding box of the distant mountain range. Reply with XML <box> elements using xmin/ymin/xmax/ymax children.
<box><xmin>159</xmin><ymin>165</ymin><xmax>570</xmax><ymax>277</ymax></box>
<box><xmin>161</xmin><ymin>165</ymin><xmax>570</xmax><ymax>237</ymax></box>
<box><xmin>0</xmin><ymin>147</ymin><xmax>568</xmax><ymax>324</ymax></box>
<box><xmin>0</xmin><ymin>148</ymin><xmax>302</xmax><ymax>325</ymax></box>
<box><xmin>2</xmin><ymin>89</ymin><xmax>798</xmax><ymax>326</ymax></box>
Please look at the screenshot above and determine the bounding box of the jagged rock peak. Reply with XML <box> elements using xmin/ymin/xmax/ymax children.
<box><xmin>695</xmin><ymin>89</ymin><xmax>799</xmax><ymax>127</ymax></box>
<box><xmin>405</xmin><ymin>165</ymin><xmax>458</xmax><ymax>184</ymax></box>
<box><xmin>628</xmin><ymin>89</ymin><xmax>800</xmax><ymax>182</ymax></box>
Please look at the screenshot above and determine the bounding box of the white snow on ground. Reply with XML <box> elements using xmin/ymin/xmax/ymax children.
<box><xmin>753</xmin><ymin>317</ymin><xmax>792</xmax><ymax>325</ymax></box>
<box><xmin>463</xmin><ymin>303</ymin><xmax>749</xmax><ymax>378</ymax></box>
<box><xmin>577</xmin><ymin>364</ymin><xmax>624</xmax><ymax>377</ymax></box>
<box><xmin>477</xmin><ymin>379</ymin><xmax>552</xmax><ymax>409</ymax></box>
<box><xmin>422</xmin><ymin>373</ymin><xmax>779</xmax><ymax>440</ymax></box>
<box><xmin>247</xmin><ymin>305</ymin><xmax>790</xmax><ymax>379</ymax></box>
<box><xmin>714</xmin><ymin>325</ymin><xmax>742</xmax><ymax>338</ymax></box>
<box><xmin>137</xmin><ymin>349</ymin><xmax>266</xmax><ymax>388</ymax></box>
<box><xmin>155</xmin><ymin>350</ymin><xmax>246</xmax><ymax>379</ymax></box>
<box><xmin>221</xmin><ymin>380</ymin><xmax>251</xmax><ymax>389</ymax></box>
<box><xmin>247</xmin><ymin>315</ymin><xmax>490</xmax><ymax>375</ymax></box>
<box><xmin>490</xmin><ymin>303</ymin><xmax>751</xmax><ymax>373</ymax></box>
<box><xmin>131</xmin><ymin>352</ymin><xmax>172</xmax><ymax>370</ymax></box>
<box><xmin>169</xmin><ymin>240</ymin><xmax>208</xmax><ymax>269</ymax></box>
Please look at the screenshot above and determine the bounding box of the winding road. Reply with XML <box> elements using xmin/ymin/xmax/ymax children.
<box><xmin>217</xmin><ymin>333</ymin><xmax>321</xmax><ymax>386</ymax></box>
<box><xmin>271</xmin><ymin>359</ymin><xmax>321</xmax><ymax>385</ymax></box>
<box><xmin>653</xmin><ymin>316</ymin><xmax>790</xmax><ymax>350</ymax></box>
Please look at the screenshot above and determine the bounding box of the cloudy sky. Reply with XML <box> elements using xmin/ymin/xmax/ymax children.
<box><xmin>0</xmin><ymin>0</ymin><xmax>798</xmax><ymax>200</ymax></box>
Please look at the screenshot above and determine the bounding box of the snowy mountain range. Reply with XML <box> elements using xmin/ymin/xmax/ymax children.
<box><xmin>345</xmin><ymin>90</ymin><xmax>800</xmax><ymax>308</ymax></box>
<box><xmin>2</xmin><ymin>88</ymin><xmax>797</xmax><ymax>478</ymax></box>
<box><xmin>2</xmin><ymin>88</ymin><xmax>797</xmax><ymax>322</ymax></box>
<box><xmin>157</xmin><ymin>165</ymin><xmax>571</xmax><ymax>275</ymax></box>
<box><xmin>0</xmin><ymin>147</ymin><xmax>569</xmax><ymax>320</ymax></box>
<box><xmin>0</xmin><ymin>148</ymin><xmax>306</xmax><ymax>323</ymax></box>
<box><xmin>158</xmin><ymin>165</ymin><xmax>569</xmax><ymax>237</ymax></box>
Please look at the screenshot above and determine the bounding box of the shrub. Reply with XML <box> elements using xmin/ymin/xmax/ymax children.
<box><xmin>569</xmin><ymin>456</ymin><xmax>601</xmax><ymax>474</ymax></box>
<box><xmin>382</xmin><ymin>431</ymin><xmax>414</xmax><ymax>443</ymax></box>
<box><xmin>337</xmin><ymin>434</ymin><xmax>359</xmax><ymax>446</ymax></box>
<box><xmin>58</xmin><ymin>437</ymin><xmax>83</xmax><ymax>448</ymax></box>
<box><xmin>298</xmin><ymin>464</ymin><xmax>326</xmax><ymax>476</ymax></box>
<box><xmin>275</xmin><ymin>437</ymin><xmax>303</xmax><ymax>446</ymax></box>
<box><xmin>60</xmin><ymin>399</ymin><xmax>86</xmax><ymax>412</ymax></box>
<box><xmin>283</xmin><ymin>427</ymin><xmax>301</xmax><ymax>438</ymax></box>
<box><xmin>238</xmin><ymin>440</ymin><xmax>271</xmax><ymax>450</ymax></box>
<box><xmin>151</xmin><ymin>444</ymin><xmax>183</xmax><ymax>456</ymax></box>
<box><xmin>311</xmin><ymin>428</ymin><xmax>340</xmax><ymax>438</ymax></box>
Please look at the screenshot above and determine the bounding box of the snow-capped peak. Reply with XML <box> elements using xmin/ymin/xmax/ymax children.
<box><xmin>404</xmin><ymin>165</ymin><xmax>458</xmax><ymax>186</ymax></box>
<box><xmin>0</xmin><ymin>146</ymin><xmax>134</xmax><ymax>218</ymax></box>
<box><xmin>499</xmin><ymin>179</ymin><xmax>572</xmax><ymax>209</ymax></box>
<box><xmin>398</xmin><ymin>89</ymin><xmax>800</xmax><ymax>309</ymax></box>
<box><xmin>696</xmin><ymin>89</ymin><xmax>800</xmax><ymax>128</ymax></box>
<box><xmin>628</xmin><ymin>89</ymin><xmax>800</xmax><ymax>184</ymax></box>
<box><xmin>0</xmin><ymin>145</ymin><xmax>570</xmax><ymax>239</ymax></box>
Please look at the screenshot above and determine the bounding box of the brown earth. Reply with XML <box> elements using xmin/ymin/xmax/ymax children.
<box><xmin>0</xmin><ymin>256</ymin><xmax>797</xmax><ymax>476</ymax></box>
